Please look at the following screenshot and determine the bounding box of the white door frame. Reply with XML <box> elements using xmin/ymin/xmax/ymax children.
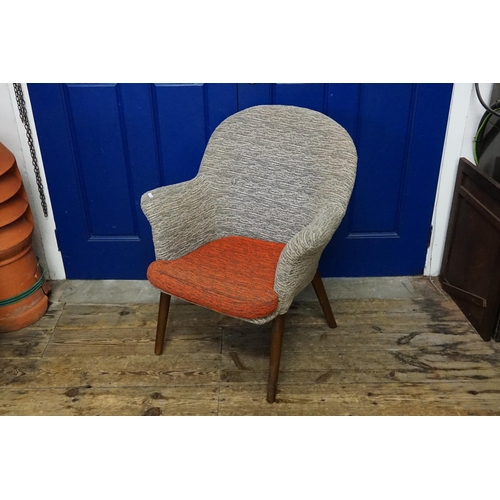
<box><xmin>423</xmin><ymin>83</ymin><xmax>493</xmax><ymax>276</ymax></box>
<box><xmin>6</xmin><ymin>83</ymin><xmax>65</xmax><ymax>279</ymax></box>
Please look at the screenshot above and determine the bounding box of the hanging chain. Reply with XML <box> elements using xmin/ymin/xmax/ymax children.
<box><xmin>13</xmin><ymin>83</ymin><xmax>48</xmax><ymax>218</ymax></box>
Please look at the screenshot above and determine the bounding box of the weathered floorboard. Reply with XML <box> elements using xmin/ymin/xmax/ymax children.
<box><xmin>222</xmin><ymin>324</ymin><xmax>479</xmax><ymax>353</ymax></box>
<box><xmin>0</xmin><ymin>302</ymin><xmax>64</xmax><ymax>358</ymax></box>
<box><xmin>218</xmin><ymin>382</ymin><xmax>500</xmax><ymax>416</ymax></box>
<box><xmin>44</xmin><ymin>327</ymin><xmax>222</xmax><ymax>357</ymax></box>
<box><xmin>0</xmin><ymin>353</ymin><xmax>221</xmax><ymax>388</ymax></box>
<box><xmin>55</xmin><ymin>303</ymin><xmax>159</xmax><ymax>330</ymax></box>
<box><xmin>221</xmin><ymin>365</ymin><xmax>500</xmax><ymax>386</ymax></box>
<box><xmin>221</xmin><ymin>346</ymin><xmax>500</xmax><ymax>373</ymax></box>
<box><xmin>0</xmin><ymin>386</ymin><xmax>218</xmax><ymax>416</ymax></box>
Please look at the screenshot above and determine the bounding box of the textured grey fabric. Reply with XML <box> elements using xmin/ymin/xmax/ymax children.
<box><xmin>141</xmin><ymin>174</ymin><xmax>217</xmax><ymax>261</ymax></box>
<box><xmin>141</xmin><ymin>105</ymin><xmax>357</xmax><ymax>324</ymax></box>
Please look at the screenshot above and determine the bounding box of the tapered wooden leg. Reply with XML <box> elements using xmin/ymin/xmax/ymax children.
<box><xmin>267</xmin><ymin>314</ymin><xmax>286</xmax><ymax>403</ymax></box>
<box><xmin>155</xmin><ymin>292</ymin><xmax>171</xmax><ymax>355</ymax></box>
<box><xmin>311</xmin><ymin>270</ymin><xmax>337</xmax><ymax>328</ymax></box>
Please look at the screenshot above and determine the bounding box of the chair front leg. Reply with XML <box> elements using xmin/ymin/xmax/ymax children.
<box><xmin>155</xmin><ymin>292</ymin><xmax>171</xmax><ymax>355</ymax></box>
<box><xmin>267</xmin><ymin>314</ymin><xmax>286</xmax><ymax>403</ymax></box>
<box><xmin>311</xmin><ymin>270</ymin><xmax>337</xmax><ymax>328</ymax></box>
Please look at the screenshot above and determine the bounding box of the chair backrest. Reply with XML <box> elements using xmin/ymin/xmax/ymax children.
<box><xmin>199</xmin><ymin>105</ymin><xmax>357</xmax><ymax>243</ymax></box>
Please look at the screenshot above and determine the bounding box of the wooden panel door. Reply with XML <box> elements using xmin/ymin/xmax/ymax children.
<box><xmin>28</xmin><ymin>83</ymin><xmax>452</xmax><ymax>278</ymax></box>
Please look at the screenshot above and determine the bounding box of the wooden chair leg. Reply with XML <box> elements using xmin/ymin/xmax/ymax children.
<box><xmin>311</xmin><ymin>270</ymin><xmax>337</xmax><ymax>328</ymax></box>
<box><xmin>155</xmin><ymin>292</ymin><xmax>171</xmax><ymax>355</ymax></box>
<box><xmin>267</xmin><ymin>314</ymin><xmax>286</xmax><ymax>403</ymax></box>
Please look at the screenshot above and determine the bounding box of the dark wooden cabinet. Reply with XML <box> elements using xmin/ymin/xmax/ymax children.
<box><xmin>440</xmin><ymin>157</ymin><xmax>500</xmax><ymax>341</ymax></box>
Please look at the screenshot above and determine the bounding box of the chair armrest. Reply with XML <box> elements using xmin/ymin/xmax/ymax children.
<box><xmin>274</xmin><ymin>201</ymin><xmax>346</xmax><ymax>314</ymax></box>
<box><xmin>140</xmin><ymin>174</ymin><xmax>216</xmax><ymax>260</ymax></box>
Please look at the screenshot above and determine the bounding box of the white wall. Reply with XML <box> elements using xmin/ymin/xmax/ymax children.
<box><xmin>0</xmin><ymin>83</ymin><xmax>64</xmax><ymax>279</ymax></box>
<box><xmin>424</xmin><ymin>83</ymin><xmax>494</xmax><ymax>276</ymax></box>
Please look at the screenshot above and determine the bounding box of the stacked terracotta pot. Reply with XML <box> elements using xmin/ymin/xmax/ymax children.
<box><xmin>0</xmin><ymin>142</ymin><xmax>49</xmax><ymax>332</ymax></box>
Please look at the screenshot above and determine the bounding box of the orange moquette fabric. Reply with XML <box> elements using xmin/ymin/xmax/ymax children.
<box><xmin>147</xmin><ymin>236</ymin><xmax>286</xmax><ymax>319</ymax></box>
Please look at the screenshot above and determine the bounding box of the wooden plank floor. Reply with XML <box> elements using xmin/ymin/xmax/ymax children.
<box><xmin>1</xmin><ymin>278</ymin><xmax>500</xmax><ymax>415</ymax></box>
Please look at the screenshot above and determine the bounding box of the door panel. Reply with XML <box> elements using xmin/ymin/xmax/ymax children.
<box><xmin>28</xmin><ymin>83</ymin><xmax>452</xmax><ymax>278</ymax></box>
<box><xmin>349</xmin><ymin>84</ymin><xmax>414</xmax><ymax>234</ymax></box>
<box><xmin>154</xmin><ymin>84</ymin><xmax>209</xmax><ymax>185</ymax></box>
<box><xmin>65</xmin><ymin>84</ymin><xmax>137</xmax><ymax>238</ymax></box>
<box><xmin>273</xmin><ymin>83</ymin><xmax>325</xmax><ymax>111</ymax></box>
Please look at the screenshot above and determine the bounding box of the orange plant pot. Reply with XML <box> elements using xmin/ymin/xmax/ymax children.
<box><xmin>0</xmin><ymin>142</ymin><xmax>49</xmax><ymax>332</ymax></box>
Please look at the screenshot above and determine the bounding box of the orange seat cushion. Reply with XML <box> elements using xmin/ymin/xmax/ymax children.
<box><xmin>147</xmin><ymin>236</ymin><xmax>286</xmax><ymax>319</ymax></box>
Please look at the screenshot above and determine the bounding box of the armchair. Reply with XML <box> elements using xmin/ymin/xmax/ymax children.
<box><xmin>141</xmin><ymin>105</ymin><xmax>357</xmax><ymax>403</ymax></box>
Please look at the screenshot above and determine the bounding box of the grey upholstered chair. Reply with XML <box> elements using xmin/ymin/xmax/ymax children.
<box><xmin>141</xmin><ymin>105</ymin><xmax>357</xmax><ymax>403</ymax></box>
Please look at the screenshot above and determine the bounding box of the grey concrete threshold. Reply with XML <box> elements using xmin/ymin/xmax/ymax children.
<box><xmin>47</xmin><ymin>276</ymin><xmax>442</xmax><ymax>305</ymax></box>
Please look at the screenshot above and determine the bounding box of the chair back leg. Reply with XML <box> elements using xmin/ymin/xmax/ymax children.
<box><xmin>155</xmin><ymin>292</ymin><xmax>171</xmax><ymax>355</ymax></box>
<box><xmin>267</xmin><ymin>314</ymin><xmax>286</xmax><ymax>403</ymax></box>
<box><xmin>311</xmin><ymin>271</ymin><xmax>337</xmax><ymax>328</ymax></box>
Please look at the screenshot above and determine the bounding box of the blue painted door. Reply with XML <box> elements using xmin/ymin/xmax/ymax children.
<box><xmin>28</xmin><ymin>83</ymin><xmax>452</xmax><ymax>278</ymax></box>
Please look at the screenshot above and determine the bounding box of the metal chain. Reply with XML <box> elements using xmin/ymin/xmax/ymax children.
<box><xmin>13</xmin><ymin>83</ymin><xmax>48</xmax><ymax>218</ymax></box>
